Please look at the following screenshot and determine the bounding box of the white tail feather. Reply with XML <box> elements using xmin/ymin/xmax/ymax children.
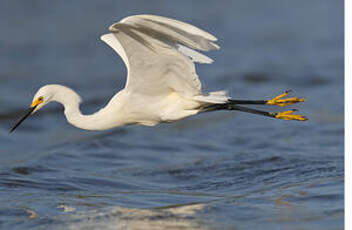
<box><xmin>194</xmin><ymin>91</ymin><xmax>229</xmax><ymax>104</ymax></box>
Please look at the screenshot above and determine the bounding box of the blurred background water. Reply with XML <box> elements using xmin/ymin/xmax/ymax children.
<box><xmin>0</xmin><ymin>0</ymin><xmax>344</xmax><ymax>229</ymax></box>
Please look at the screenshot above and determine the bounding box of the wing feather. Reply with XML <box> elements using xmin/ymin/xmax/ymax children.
<box><xmin>101</xmin><ymin>15</ymin><xmax>220</xmax><ymax>96</ymax></box>
<box><xmin>112</xmin><ymin>14</ymin><xmax>219</xmax><ymax>51</ymax></box>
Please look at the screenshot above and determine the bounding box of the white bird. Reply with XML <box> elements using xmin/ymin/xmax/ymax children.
<box><xmin>10</xmin><ymin>14</ymin><xmax>306</xmax><ymax>132</ymax></box>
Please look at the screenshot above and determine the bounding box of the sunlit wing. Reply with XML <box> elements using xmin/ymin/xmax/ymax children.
<box><xmin>100</xmin><ymin>14</ymin><xmax>219</xmax><ymax>97</ymax></box>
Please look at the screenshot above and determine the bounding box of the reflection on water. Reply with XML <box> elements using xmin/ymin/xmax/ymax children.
<box><xmin>68</xmin><ymin>203</ymin><xmax>208</xmax><ymax>230</ymax></box>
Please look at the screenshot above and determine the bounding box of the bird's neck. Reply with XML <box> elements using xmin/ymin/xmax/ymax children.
<box><xmin>64</xmin><ymin>103</ymin><xmax>111</xmax><ymax>131</ymax></box>
<box><xmin>52</xmin><ymin>85</ymin><xmax>121</xmax><ymax>130</ymax></box>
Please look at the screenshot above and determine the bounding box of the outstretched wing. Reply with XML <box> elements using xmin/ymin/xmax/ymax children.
<box><xmin>101</xmin><ymin>14</ymin><xmax>219</xmax><ymax>97</ymax></box>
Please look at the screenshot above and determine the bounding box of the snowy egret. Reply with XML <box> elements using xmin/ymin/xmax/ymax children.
<box><xmin>10</xmin><ymin>14</ymin><xmax>306</xmax><ymax>132</ymax></box>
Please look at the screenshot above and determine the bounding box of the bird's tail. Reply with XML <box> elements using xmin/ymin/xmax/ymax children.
<box><xmin>194</xmin><ymin>91</ymin><xmax>230</xmax><ymax>104</ymax></box>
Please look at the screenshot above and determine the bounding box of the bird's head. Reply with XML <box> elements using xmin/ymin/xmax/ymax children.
<box><xmin>10</xmin><ymin>85</ymin><xmax>56</xmax><ymax>132</ymax></box>
<box><xmin>30</xmin><ymin>86</ymin><xmax>55</xmax><ymax>113</ymax></box>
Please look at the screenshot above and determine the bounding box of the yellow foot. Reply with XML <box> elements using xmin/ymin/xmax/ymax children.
<box><xmin>266</xmin><ymin>90</ymin><xmax>305</xmax><ymax>106</ymax></box>
<box><xmin>274</xmin><ymin>110</ymin><xmax>307</xmax><ymax>121</ymax></box>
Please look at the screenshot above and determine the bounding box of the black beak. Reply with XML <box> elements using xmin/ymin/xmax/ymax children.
<box><xmin>10</xmin><ymin>106</ymin><xmax>37</xmax><ymax>133</ymax></box>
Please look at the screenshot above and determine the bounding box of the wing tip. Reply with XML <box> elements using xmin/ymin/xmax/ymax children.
<box><xmin>109</xmin><ymin>23</ymin><xmax>119</xmax><ymax>32</ymax></box>
<box><xmin>116</xmin><ymin>14</ymin><xmax>219</xmax><ymax>42</ymax></box>
<box><xmin>100</xmin><ymin>33</ymin><xmax>130</xmax><ymax>70</ymax></box>
<box><xmin>100</xmin><ymin>33</ymin><xmax>113</xmax><ymax>43</ymax></box>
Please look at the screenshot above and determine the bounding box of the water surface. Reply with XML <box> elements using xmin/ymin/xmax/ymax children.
<box><xmin>0</xmin><ymin>1</ymin><xmax>344</xmax><ymax>229</ymax></box>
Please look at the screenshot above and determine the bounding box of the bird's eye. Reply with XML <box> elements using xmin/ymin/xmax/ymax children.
<box><xmin>38</xmin><ymin>96</ymin><xmax>44</xmax><ymax>102</ymax></box>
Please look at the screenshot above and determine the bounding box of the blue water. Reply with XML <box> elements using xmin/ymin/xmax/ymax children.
<box><xmin>0</xmin><ymin>1</ymin><xmax>344</xmax><ymax>229</ymax></box>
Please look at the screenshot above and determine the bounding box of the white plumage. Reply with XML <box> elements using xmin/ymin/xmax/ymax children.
<box><xmin>10</xmin><ymin>15</ymin><xmax>306</xmax><ymax>132</ymax></box>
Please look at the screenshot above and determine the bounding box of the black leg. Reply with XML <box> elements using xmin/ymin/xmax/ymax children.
<box><xmin>202</xmin><ymin>102</ymin><xmax>307</xmax><ymax>121</ymax></box>
<box><xmin>228</xmin><ymin>104</ymin><xmax>307</xmax><ymax>121</ymax></box>
<box><xmin>227</xmin><ymin>104</ymin><xmax>276</xmax><ymax>118</ymax></box>
<box><xmin>228</xmin><ymin>99</ymin><xmax>266</xmax><ymax>105</ymax></box>
<box><xmin>229</xmin><ymin>91</ymin><xmax>305</xmax><ymax>107</ymax></box>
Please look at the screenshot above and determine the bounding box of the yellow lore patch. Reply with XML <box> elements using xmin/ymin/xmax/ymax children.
<box><xmin>31</xmin><ymin>97</ymin><xmax>43</xmax><ymax>107</ymax></box>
